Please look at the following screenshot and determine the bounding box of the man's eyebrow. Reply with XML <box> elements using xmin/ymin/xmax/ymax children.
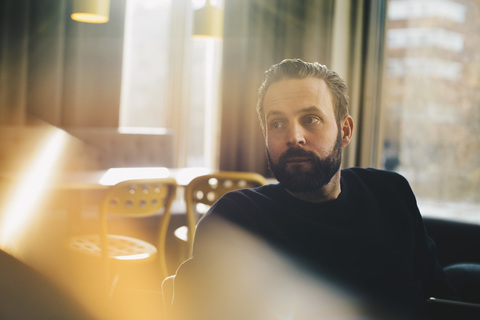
<box><xmin>265</xmin><ymin>110</ymin><xmax>284</xmax><ymax>119</ymax></box>
<box><xmin>297</xmin><ymin>106</ymin><xmax>323</xmax><ymax>114</ymax></box>
<box><xmin>266</xmin><ymin>106</ymin><xmax>325</xmax><ymax>119</ymax></box>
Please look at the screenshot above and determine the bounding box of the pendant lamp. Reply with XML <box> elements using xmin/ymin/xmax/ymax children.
<box><xmin>71</xmin><ymin>0</ymin><xmax>110</xmax><ymax>24</ymax></box>
<box><xmin>192</xmin><ymin>0</ymin><xmax>224</xmax><ymax>38</ymax></box>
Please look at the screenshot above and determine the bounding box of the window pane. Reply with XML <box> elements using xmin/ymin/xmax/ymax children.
<box><xmin>381</xmin><ymin>0</ymin><xmax>480</xmax><ymax>223</ymax></box>
<box><xmin>120</xmin><ymin>0</ymin><xmax>172</xmax><ymax>128</ymax></box>
<box><xmin>119</xmin><ymin>0</ymin><xmax>223</xmax><ymax>169</ymax></box>
<box><xmin>185</xmin><ymin>38</ymin><xmax>223</xmax><ymax>167</ymax></box>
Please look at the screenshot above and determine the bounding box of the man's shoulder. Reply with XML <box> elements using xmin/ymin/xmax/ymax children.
<box><xmin>219</xmin><ymin>183</ymin><xmax>283</xmax><ymax>202</ymax></box>
<box><xmin>200</xmin><ymin>184</ymin><xmax>284</xmax><ymax>231</ymax></box>
<box><xmin>340</xmin><ymin>167</ymin><xmax>413</xmax><ymax>196</ymax></box>
<box><xmin>204</xmin><ymin>184</ymin><xmax>278</xmax><ymax>212</ymax></box>
<box><xmin>342</xmin><ymin>167</ymin><xmax>406</xmax><ymax>183</ymax></box>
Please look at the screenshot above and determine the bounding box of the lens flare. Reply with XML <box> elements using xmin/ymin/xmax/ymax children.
<box><xmin>0</xmin><ymin>130</ymin><xmax>67</xmax><ymax>253</ymax></box>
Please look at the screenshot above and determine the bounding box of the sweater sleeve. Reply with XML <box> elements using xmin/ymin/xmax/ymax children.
<box><xmin>171</xmin><ymin>190</ymin><xmax>294</xmax><ymax>320</ymax></box>
<box><xmin>395</xmin><ymin>173</ymin><xmax>459</xmax><ymax>301</ymax></box>
<box><xmin>171</xmin><ymin>195</ymin><xmax>260</xmax><ymax>320</ymax></box>
<box><xmin>416</xmin><ymin>219</ymin><xmax>460</xmax><ymax>300</ymax></box>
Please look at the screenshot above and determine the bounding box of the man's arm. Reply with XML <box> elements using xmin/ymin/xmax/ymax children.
<box><xmin>417</xmin><ymin>222</ymin><xmax>460</xmax><ymax>301</ymax></box>
<box><xmin>170</xmin><ymin>196</ymin><xmax>264</xmax><ymax>320</ymax></box>
<box><xmin>396</xmin><ymin>172</ymin><xmax>460</xmax><ymax>301</ymax></box>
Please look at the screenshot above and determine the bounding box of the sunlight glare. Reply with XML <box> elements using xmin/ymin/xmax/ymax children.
<box><xmin>175</xmin><ymin>167</ymin><xmax>212</xmax><ymax>185</ymax></box>
<box><xmin>99</xmin><ymin>167</ymin><xmax>170</xmax><ymax>185</ymax></box>
<box><xmin>0</xmin><ymin>130</ymin><xmax>67</xmax><ymax>253</ymax></box>
<box><xmin>115</xmin><ymin>253</ymin><xmax>150</xmax><ymax>260</ymax></box>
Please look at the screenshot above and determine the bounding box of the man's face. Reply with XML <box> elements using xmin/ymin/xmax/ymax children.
<box><xmin>263</xmin><ymin>77</ymin><xmax>345</xmax><ymax>192</ymax></box>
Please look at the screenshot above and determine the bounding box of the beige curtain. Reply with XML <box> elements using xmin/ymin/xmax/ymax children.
<box><xmin>0</xmin><ymin>0</ymin><xmax>126</xmax><ymax>127</ymax></box>
<box><xmin>341</xmin><ymin>0</ymin><xmax>387</xmax><ymax>169</ymax></box>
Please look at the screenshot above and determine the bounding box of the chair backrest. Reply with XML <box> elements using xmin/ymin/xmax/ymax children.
<box><xmin>184</xmin><ymin>171</ymin><xmax>267</xmax><ymax>256</ymax></box>
<box><xmin>99</xmin><ymin>178</ymin><xmax>177</xmax><ymax>276</ymax></box>
<box><xmin>101</xmin><ymin>178</ymin><xmax>177</xmax><ymax>218</ymax></box>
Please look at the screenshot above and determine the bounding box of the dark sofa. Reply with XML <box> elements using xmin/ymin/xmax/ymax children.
<box><xmin>424</xmin><ymin>216</ymin><xmax>480</xmax><ymax>304</ymax></box>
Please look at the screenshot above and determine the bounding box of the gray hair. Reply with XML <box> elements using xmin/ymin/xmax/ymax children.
<box><xmin>256</xmin><ymin>58</ymin><xmax>350</xmax><ymax>130</ymax></box>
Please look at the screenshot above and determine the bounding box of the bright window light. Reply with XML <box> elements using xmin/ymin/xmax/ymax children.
<box><xmin>99</xmin><ymin>167</ymin><xmax>170</xmax><ymax>185</ymax></box>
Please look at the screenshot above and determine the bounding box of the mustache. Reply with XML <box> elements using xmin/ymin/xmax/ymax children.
<box><xmin>279</xmin><ymin>147</ymin><xmax>318</xmax><ymax>162</ymax></box>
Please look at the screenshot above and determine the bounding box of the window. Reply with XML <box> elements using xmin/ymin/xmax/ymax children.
<box><xmin>120</xmin><ymin>0</ymin><xmax>172</xmax><ymax>128</ymax></box>
<box><xmin>119</xmin><ymin>0</ymin><xmax>223</xmax><ymax>169</ymax></box>
<box><xmin>380</xmin><ymin>0</ymin><xmax>480</xmax><ymax>223</ymax></box>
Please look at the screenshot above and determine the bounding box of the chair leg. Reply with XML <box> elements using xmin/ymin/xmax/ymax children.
<box><xmin>162</xmin><ymin>275</ymin><xmax>175</xmax><ymax>320</ymax></box>
<box><xmin>109</xmin><ymin>272</ymin><xmax>120</xmax><ymax>298</ymax></box>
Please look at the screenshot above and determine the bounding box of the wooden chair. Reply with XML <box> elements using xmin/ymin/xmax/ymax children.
<box><xmin>68</xmin><ymin>178</ymin><xmax>177</xmax><ymax>295</ymax></box>
<box><xmin>175</xmin><ymin>172</ymin><xmax>267</xmax><ymax>260</ymax></box>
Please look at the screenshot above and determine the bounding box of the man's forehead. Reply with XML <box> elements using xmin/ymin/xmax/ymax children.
<box><xmin>263</xmin><ymin>77</ymin><xmax>333</xmax><ymax>114</ymax></box>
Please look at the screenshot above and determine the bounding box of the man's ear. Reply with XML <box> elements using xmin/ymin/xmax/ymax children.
<box><xmin>341</xmin><ymin>115</ymin><xmax>354</xmax><ymax>147</ymax></box>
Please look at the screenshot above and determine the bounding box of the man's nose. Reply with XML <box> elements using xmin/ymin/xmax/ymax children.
<box><xmin>286</xmin><ymin>123</ymin><xmax>306</xmax><ymax>146</ymax></box>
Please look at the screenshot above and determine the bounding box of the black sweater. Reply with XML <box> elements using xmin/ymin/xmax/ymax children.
<box><xmin>175</xmin><ymin>168</ymin><xmax>458</xmax><ymax>319</ymax></box>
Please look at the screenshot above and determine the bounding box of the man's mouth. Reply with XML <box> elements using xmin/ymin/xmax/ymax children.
<box><xmin>285</xmin><ymin>157</ymin><xmax>312</xmax><ymax>164</ymax></box>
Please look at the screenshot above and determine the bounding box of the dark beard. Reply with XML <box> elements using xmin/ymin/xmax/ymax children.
<box><xmin>267</xmin><ymin>133</ymin><xmax>343</xmax><ymax>193</ymax></box>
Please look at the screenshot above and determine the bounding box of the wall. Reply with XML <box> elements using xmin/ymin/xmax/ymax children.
<box><xmin>0</xmin><ymin>0</ymin><xmax>126</xmax><ymax>128</ymax></box>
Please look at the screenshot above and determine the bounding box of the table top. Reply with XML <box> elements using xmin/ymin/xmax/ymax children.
<box><xmin>1</xmin><ymin>167</ymin><xmax>217</xmax><ymax>219</ymax></box>
<box><xmin>1</xmin><ymin>167</ymin><xmax>214</xmax><ymax>191</ymax></box>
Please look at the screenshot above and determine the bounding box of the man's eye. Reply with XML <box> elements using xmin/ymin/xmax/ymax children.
<box><xmin>303</xmin><ymin>116</ymin><xmax>320</xmax><ymax>125</ymax></box>
<box><xmin>270</xmin><ymin>121</ymin><xmax>284</xmax><ymax>129</ymax></box>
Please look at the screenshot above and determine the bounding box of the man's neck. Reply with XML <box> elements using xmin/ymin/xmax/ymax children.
<box><xmin>285</xmin><ymin>170</ymin><xmax>342</xmax><ymax>203</ymax></box>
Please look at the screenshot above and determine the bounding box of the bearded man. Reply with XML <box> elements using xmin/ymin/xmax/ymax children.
<box><xmin>169</xmin><ymin>59</ymin><xmax>458</xmax><ymax>320</ymax></box>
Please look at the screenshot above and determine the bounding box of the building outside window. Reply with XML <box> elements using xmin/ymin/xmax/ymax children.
<box><xmin>381</xmin><ymin>0</ymin><xmax>480</xmax><ymax>223</ymax></box>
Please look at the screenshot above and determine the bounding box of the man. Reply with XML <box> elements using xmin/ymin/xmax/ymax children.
<box><xmin>170</xmin><ymin>59</ymin><xmax>458</xmax><ymax>319</ymax></box>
